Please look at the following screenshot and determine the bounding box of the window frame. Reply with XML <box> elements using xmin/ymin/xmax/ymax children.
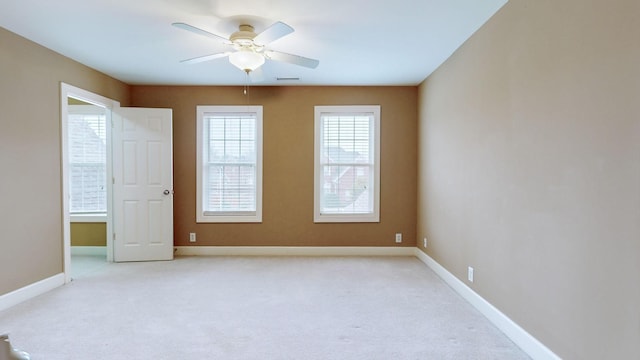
<box><xmin>196</xmin><ymin>105</ymin><xmax>263</xmax><ymax>223</ymax></box>
<box><xmin>314</xmin><ymin>105</ymin><xmax>381</xmax><ymax>223</ymax></box>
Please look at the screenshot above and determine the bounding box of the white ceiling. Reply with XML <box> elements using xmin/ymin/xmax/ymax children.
<box><xmin>0</xmin><ymin>0</ymin><xmax>507</xmax><ymax>86</ymax></box>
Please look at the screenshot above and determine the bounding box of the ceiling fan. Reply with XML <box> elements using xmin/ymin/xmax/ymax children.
<box><xmin>172</xmin><ymin>21</ymin><xmax>319</xmax><ymax>74</ymax></box>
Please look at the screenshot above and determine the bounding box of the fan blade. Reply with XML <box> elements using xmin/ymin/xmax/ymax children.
<box><xmin>264</xmin><ymin>50</ymin><xmax>319</xmax><ymax>69</ymax></box>
<box><xmin>180</xmin><ymin>52</ymin><xmax>231</xmax><ymax>64</ymax></box>
<box><xmin>172</xmin><ymin>22</ymin><xmax>229</xmax><ymax>43</ymax></box>
<box><xmin>253</xmin><ymin>21</ymin><xmax>294</xmax><ymax>45</ymax></box>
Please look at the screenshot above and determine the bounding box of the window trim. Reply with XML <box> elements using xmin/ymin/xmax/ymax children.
<box><xmin>70</xmin><ymin>214</ymin><xmax>107</xmax><ymax>223</ymax></box>
<box><xmin>196</xmin><ymin>105</ymin><xmax>263</xmax><ymax>223</ymax></box>
<box><xmin>314</xmin><ymin>105</ymin><xmax>381</xmax><ymax>223</ymax></box>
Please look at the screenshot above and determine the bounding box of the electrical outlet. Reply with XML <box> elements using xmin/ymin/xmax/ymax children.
<box><xmin>395</xmin><ymin>233</ymin><xmax>402</xmax><ymax>243</ymax></box>
<box><xmin>189</xmin><ymin>232</ymin><xmax>196</xmax><ymax>243</ymax></box>
<box><xmin>468</xmin><ymin>266</ymin><xmax>474</xmax><ymax>282</ymax></box>
<box><xmin>423</xmin><ymin>237</ymin><xmax>428</xmax><ymax>248</ymax></box>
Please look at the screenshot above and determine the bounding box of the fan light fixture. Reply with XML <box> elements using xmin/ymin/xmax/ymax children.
<box><xmin>229</xmin><ymin>50</ymin><xmax>265</xmax><ymax>72</ymax></box>
<box><xmin>173</xmin><ymin>21</ymin><xmax>319</xmax><ymax>74</ymax></box>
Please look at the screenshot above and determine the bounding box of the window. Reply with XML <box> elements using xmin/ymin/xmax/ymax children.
<box><xmin>68</xmin><ymin>105</ymin><xmax>107</xmax><ymax>215</ymax></box>
<box><xmin>314</xmin><ymin>105</ymin><xmax>380</xmax><ymax>223</ymax></box>
<box><xmin>196</xmin><ymin>106</ymin><xmax>263</xmax><ymax>223</ymax></box>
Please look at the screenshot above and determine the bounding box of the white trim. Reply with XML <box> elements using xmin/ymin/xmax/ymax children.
<box><xmin>196</xmin><ymin>106</ymin><xmax>263</xmax><ymax>223</ymax></box>
<box><xmin>71</xmin><ymin>246</ymin><xmax>107</xmax><ymax>256</ymax></box>
<box><xmin>70</xmin><ymin>214</ymin><xmax>107</xmax><ymax>223</ymax></box>
<box><xmin>413</xmin><ymin>249</ymin><xmax>561</xmax><ymax>360</ymax></box>
<box><xmin>175</xmin><ymin>246</ymin><xmax>415</xmax><ymax>257</ymax></box>
<box><xmin>0</xmin><ymin>274</ymin><xmax>65</xmax><ymax>313</ymax></box>
<box><xmin>61</xmin><ymin>82</ymin><xmax>119</xmax><ymax>282</ymax></box>
<box><xmin>314</xmin><ymin>105</ymin><xmax>381</xmax><ymax>223</ymax></box>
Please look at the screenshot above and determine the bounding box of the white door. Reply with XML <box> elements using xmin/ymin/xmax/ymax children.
<box><xmin>112</xmin><ymin>107</ymin><xmax>173</xmax><ymax>262</ymax></box>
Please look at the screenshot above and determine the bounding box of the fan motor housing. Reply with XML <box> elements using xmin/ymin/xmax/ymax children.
<box><xmin>230</xmin><ymin>24</ymin><xmax>257</xmax><ymax>46</ymax></box>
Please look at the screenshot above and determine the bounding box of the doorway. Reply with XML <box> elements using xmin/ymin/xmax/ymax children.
<box><xmin>61</xmin><ymin>83</ymin><xmax>174</xmax><ymax>280</ymax></box>
<box><xmin>61</xmin><ymin>83</ymin><xmax>119</xmax><ymax>283</ymax></box>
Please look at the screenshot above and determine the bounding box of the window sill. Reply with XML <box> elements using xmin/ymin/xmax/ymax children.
<box><xmin>70</xmin><ymin>214</ymin><xmax>107</xmax><ymax>223</ymax></box>
<box><xmin>314</xmin><ymin>213</ymin><xmax>380</xmax><ymax>223</ymax></box>
<box><xmin>197</xmin><ymin>213</ymin><xmax>262</xmax><ymax>223</ymax></box>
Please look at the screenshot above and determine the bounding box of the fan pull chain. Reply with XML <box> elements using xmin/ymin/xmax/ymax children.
<box><xmin>244</xmin><ymin>70</ymin><xmax>250</xmax><ymax>100</ymax></box>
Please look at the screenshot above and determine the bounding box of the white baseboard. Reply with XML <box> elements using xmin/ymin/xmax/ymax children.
<box><xmin>71</xmin><ymin>246</ymin><xmax>107</xmax><ymax>256</ymax></box>
<box><xmin>0</xmin><ymin>273</ymin><xmax>65</xmax><ymax>313</ymax></box>
<box><xmin>413</xmin><ymin>249</ymin><xmax>560</xmax><ymax>360</ymax></box>
<box><xmin>174</xmin><ymin>246</ymin><xmax>415</xmax><ymax>257</ymax></box>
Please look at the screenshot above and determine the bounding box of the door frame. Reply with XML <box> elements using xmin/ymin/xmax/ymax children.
<box><xmin>60</xmin><ymin>83</ymin><xmax>120</xmax><ymax>283</ymax></box>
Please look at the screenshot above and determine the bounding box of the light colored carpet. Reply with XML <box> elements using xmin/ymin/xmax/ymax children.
<box><xmin>0</xmin><ymin>256</ymin><xmax>530</xmax><ymax>359</ymax></box>
<box><xmin>70</xmin><ymin>254</ymin><xmax>109</xmax><ymax>279</ymax></box>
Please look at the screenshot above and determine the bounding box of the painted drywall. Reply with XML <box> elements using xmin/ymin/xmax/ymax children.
<box><xmin>131</xmin><ymin>86</ymin><xmax>418</xmax><ymax>247</ymax></box>
<box><xmin>417</xmin><ymin>0</ymin><xmax>640</xmax><ymax>358</ymax></box>
<box><xmin>0</xmin><ymin>26</ymin><xmax>129</xmax><ymax>296</ymax></box>
<box><xmin>70</xmin><ymin>223</ymin><xmax>106</xmax><ymax>247</ymax></box>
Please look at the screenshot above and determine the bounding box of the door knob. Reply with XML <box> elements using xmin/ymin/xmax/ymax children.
<box><xmin>163</xmin><ymin>189</ymin><xmax>171</xmax><ymax>195</ymax></box>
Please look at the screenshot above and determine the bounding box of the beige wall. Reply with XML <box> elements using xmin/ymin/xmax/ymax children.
<box><xmin>70</xmin><ymin>223</ymin><xmax>106</xmax><ymax>247</ymax></box>
<box><xmin>0</xmin><ymin>26</ymin><xmax>129</xmax><ymax>295</ymax></box>
<box><xmin>131</xmin><ymin>86</ymin><xmax>417</xmax><ymax>247</ymax></box>
<box><xmin>11</xmin><ymin>2</ymin><xmax>639</xmax><ymax>355</ymax></box>
<box><xmin>417</xmin><ymin>0</ymin><xmax>640</xmax><ymax>358</ymax></box>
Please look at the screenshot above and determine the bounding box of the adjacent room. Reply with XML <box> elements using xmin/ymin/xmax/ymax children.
<box><xmin>1</xmin><ymin>0</ymin><xmax>638</xmax><ymax>359</ymax></box>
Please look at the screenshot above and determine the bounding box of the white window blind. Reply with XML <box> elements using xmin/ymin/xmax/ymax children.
<box><xmin>314</xmin><ymin>106</ymin><xmax>380</xmax><ymax>223</ymax></box>
<box><xmin>197</xmin><ymin>106</ymin><xmax>263</xmax><ymax>223</ymax></box>
<box><xmin>68</xmin><ymin>106</ymin><xmax>107</xmax><ymax>214</ymax></box>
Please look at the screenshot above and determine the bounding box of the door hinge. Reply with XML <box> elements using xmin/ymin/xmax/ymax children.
<box><xmin>112</xmin><ymin>177</ymin><xmax>115</xmax><ymax>184</ymax></box>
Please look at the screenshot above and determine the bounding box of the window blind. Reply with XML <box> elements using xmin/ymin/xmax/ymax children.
<box><xmin>203</xmin><ymin>113</ymin><xmax>257</xmax><ymax>215</ymax></box>
<box><xmin>319</xmin><ymin>113</ymin><xmax>374</xmax><ymax>214</ymax></box>
<box><xmin>68</xmin><ymin>112</ymin><xmax>107</xmax><ymax>213</ymax></box>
